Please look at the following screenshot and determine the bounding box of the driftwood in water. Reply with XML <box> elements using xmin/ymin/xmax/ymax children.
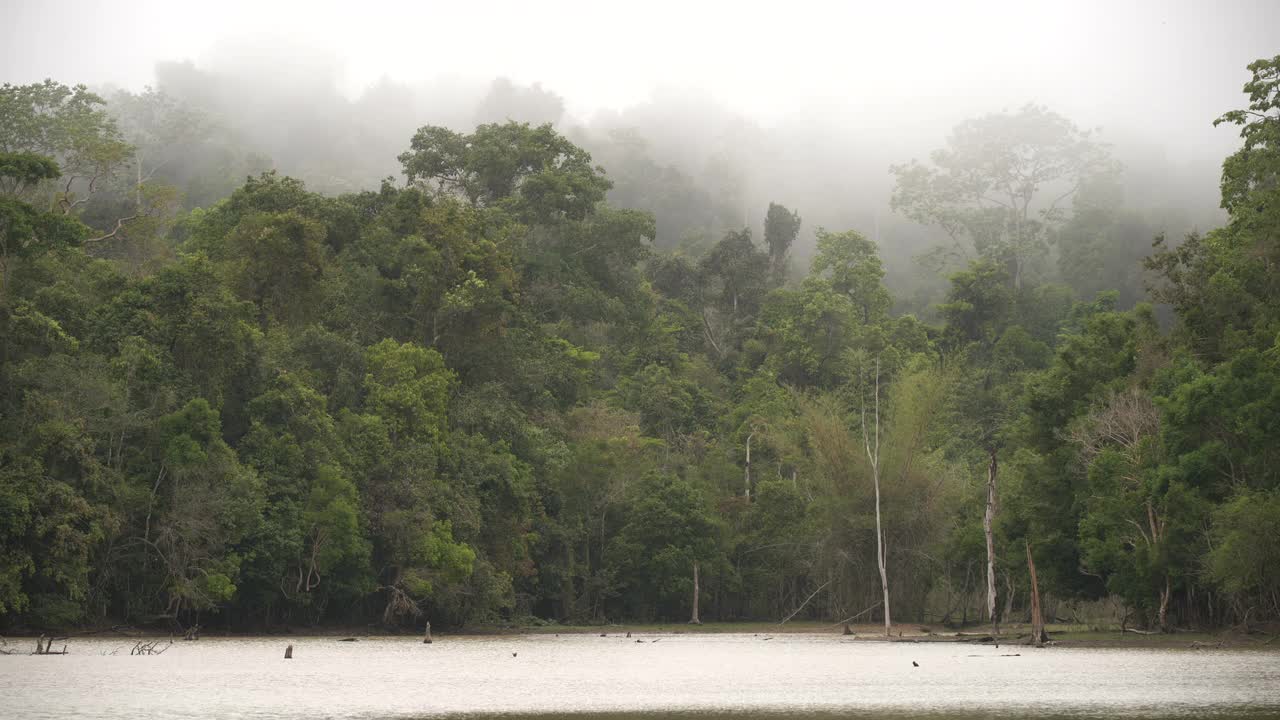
<box><xmin>1125</xmin><ymin>628</ymin><xmax>1159</xmax><ymax>635</ymax></box>
<box><xmin>284</xmin><ymin>644</ymin><xmax>293</xmax><ymax>659</ymax></box>
<box><xmin>423</xmin><ymin>621</ymin><xmax>433</xmax><ymax>644</ymax></box>
<box><xmin>130</xmin><ymin>639</ymin><xmax>170</xmax><ymax>655</ymax></box>
<box><xmin>33</xmin><ymin>635</ymin><xmax>69</xmax><ymax>655</ymax></box>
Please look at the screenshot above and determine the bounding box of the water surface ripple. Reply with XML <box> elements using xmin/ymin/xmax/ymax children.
<box><xmin>2</xmin><ymin>633</ymin><xmax>1278</xmax><ymax>719</ymax></box>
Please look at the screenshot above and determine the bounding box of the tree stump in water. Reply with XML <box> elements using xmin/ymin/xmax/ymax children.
<box><xmin>284</xmin><ymin>644</ymin><xmax>293</xmax><ymax>659</ymax></box>
<box><xmin>843</xmin><ymin>623</ymin><xmax>853</xmax><ymax>636</ymax></box>
<box><xmin>423</xmin><ymin>621</ymin><xmax>433</xmax><ymax>644</ymax></box>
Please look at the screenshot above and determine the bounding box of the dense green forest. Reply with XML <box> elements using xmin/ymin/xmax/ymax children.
<box><xmin>2</xmin><ymin>56</ymin><xmax>1278</xmax><ymax>635</ymax></box>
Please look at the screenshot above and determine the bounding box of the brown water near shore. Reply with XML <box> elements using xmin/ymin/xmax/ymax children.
<box><xmin>1</xmin><ymin>633</ymin><xmax>1278</xmax><ymax>718</ymax></box>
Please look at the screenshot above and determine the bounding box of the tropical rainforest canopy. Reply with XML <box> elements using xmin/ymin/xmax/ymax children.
<box><xmin>2</xmin><ymin>56</ymin><xmax>1279</xmax><ymax>634</ymax></box>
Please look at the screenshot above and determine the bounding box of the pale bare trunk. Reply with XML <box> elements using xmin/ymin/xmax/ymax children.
<box><xmin>689</xmin><ymin>560</ymin><xmax>702</xmax><ymax>624</ymax></box>
<box><xmin>984</xmin><ymin>450</ymin><xmax>999</xmax><ymax>637</ymax></box>
<box><xmin>874</xmin><ymin>466</ymin><xmax>890</xmax><ymax>637</ymax></box>
<box><xmin>744</xmin><ymin>431</ymin><xmax>753</xmax><ymax>500</ymax></box>
<box><xmin>862</xmin><ymin>358</ymin><xmax>890</xmax><ymax>637</ymax></box>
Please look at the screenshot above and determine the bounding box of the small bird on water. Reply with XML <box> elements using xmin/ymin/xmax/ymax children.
<box><xmin>912</xmin><ymin>661</ymin><xmax>919</xmax><ymax>667</ymax></box>
<box><xmin>512</xmin><ymin>652</ymin><xmax>518</xmax><ymax>657</ymax></box>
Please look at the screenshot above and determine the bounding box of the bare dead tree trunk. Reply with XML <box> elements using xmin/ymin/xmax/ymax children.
<box><xmin>984</xmin><ymin>449</ymin><xmax>999</xmax><ymax>638</ymax></box>
<box><xmin>862</xmin><ymin>357</ymin><xmax>891</xmax><ymax>637</ymax></box>
<box><xmin>689</xmin><ymin>561</ymin><xmax>702</xmax><ymax>625</ymax></box>
<box><xmin>1158</xmin><ymin>575</ymin><xmax>1171</xmax><ymax>633</ymax></box>
<box><xmin>1003</xmin><ymin>570</ymin><xmax>1015</xmax><ymax>623</ymax></box>
<box><xmin>779</xmin><ymin>579</ymin><xmax>832</xmax><ymax>624</ymax></box>
<box><xmin>1026</xmin><ymin>540</ymin><xmax>1046</xmax><ymax>647</ymax></box>
<box><xmin>744</xmin><ymin>431</ymin><xmax>754</xmax><ymax>500</ymax></box>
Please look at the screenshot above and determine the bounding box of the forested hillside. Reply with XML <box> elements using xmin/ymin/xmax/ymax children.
<box><xmin>2</xmin><ymin>56</ymin><xmax>1278</xmax><ymax>634</ymax></box>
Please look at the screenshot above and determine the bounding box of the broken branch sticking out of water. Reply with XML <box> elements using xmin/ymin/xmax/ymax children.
<box><xmin>130</xmin><ymin>639</ymin><xmax>171</xmax><ymax>655</ymax></box>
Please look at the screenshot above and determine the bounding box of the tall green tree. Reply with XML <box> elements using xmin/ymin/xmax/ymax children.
<box><xmin>763</xmin><ymin>202</ymin><xmax>801</xmax><ymax>282</ymax></box>
<box><xmin>892</xmin><ymin>104</ymin><xmax>1115</xmax><ymax>289</ymax></box>
<box><xmin>399</xmin><ymin>122</ymin><xmax>611</xmax><ymax>223</ymax></box>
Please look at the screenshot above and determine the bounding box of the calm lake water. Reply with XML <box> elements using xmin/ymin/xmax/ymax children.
<box><xmin>1</xmin><ymin>633</ymin><xmax>1278</xmax><ymax>719</ymax></box>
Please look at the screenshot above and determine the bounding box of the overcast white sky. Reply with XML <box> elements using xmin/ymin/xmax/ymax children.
<box><xmin>5</xmin><ymin>0</ymin><xmax>1277</xmax><ymax>132</ymax></box>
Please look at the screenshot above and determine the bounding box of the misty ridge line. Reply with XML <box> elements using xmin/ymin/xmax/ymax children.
<box><xmin>62</xmin><ymin>58</ymin><xmax>1226</xmax><ymax>314</ymax></box>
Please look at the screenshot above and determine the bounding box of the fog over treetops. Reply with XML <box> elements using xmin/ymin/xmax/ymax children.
<box><xmin>6</xmin><ymin>0</ymin><xmax>1276</xmax><ymax>305</ymax></box>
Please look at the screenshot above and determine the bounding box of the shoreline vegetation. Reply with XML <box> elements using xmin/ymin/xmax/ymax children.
<box><xmin>4</xmin><ymin>621</ymin><xmax>1276</xmax><ymax>651</ymax></box>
